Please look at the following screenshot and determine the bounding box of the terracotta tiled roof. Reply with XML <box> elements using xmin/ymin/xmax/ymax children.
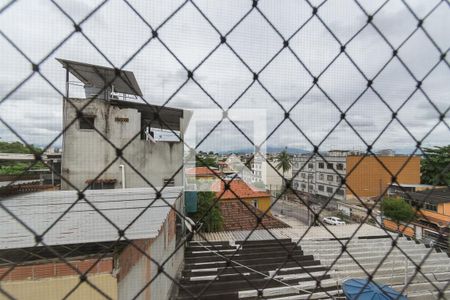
<box><xmin>214</xmin><ymin>179</ymin><xmax>270</xmax><ymax>200</ymax></box>
<box><xmin>185</xmin><ymin>167</ymin><xmax>222</xmax><ymax>177</ymax></box>
<box><xmin>219</xmin><ymin>200</ymin><xmax>289</xmax><ymax>231</ymax></box>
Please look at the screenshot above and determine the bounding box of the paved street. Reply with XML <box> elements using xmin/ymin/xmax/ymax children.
<box><xmin>271</xmin><ymin>197</ymin><xmax>344</xmax><ymax>228</ymax></box>
<box><xmin>271</xmin><ymin>198</ymin><xmax>311</xmax><ymax>225</ymax></box>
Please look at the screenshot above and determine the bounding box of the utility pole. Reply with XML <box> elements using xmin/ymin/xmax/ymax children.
<box><xmin>307</xmin><ymin>176</ymin><xmax>310</xmax><ymax>226</ymax></box>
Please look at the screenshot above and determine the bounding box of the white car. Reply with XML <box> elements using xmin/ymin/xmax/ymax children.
<box><xmin>323</xmin><ymin>217</ymin><xmax>346</xmax><ymax>225</ymax></box>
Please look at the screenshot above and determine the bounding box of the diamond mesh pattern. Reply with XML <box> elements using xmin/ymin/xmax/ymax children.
<box><xmin>0</xmin><ymin>0</ymin><xmax>449</xmax><ymax>299</ymax></box>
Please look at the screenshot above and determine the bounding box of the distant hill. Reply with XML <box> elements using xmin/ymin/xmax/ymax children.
<box><xmin>216</xmin><ymin>146</ymin><xmax>308</xmax><ymax>155</ymax></box>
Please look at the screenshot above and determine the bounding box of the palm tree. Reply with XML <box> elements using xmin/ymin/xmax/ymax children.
<box><xmin>275</xmin><ymin>147</ymin><xmax>292</xmax><ymax>185</ymax></box>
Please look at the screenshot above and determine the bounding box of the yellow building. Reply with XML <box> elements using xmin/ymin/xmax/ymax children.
<box><xmin>346</xmin><ymin>155</ymin><xmax>421</xmax><ymax>198</ymax></box>
<box><xmin>0</xmin><ymin>259</ymin><xmax>116</xmax><ymax>300</ymax></box>
<box><xmin>383</xmin><ymin>188</ymin><xmax>450</xmax><ymax>242</ymax></box>
<box><xmin>214</xmin><ymin>179</ymin><xmax>272</xmax><ymax>213</ymax></box>
<box><xmin>406</xmin><ymin>187</ymin><xmax>450</xmax><ymax>228</ymax></box>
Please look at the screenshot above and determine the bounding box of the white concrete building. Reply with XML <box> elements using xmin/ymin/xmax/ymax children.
<box><xmin>251</xmin><ymin>154</ymin><xmax>292</xmax><ymax>191</ymax></box>
<box><xmin>58</xmin><ymin>59</ymin><xmax>190</xmax><ymax>190</ymax></box>
<box><xmin>292</xmin><ymin>150</ymin><xmax>350</xmax><ymax>202</ymax></box>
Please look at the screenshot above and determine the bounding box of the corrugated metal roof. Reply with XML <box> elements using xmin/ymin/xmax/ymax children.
<box><xmin>0</xmin><ymin>187</ymin><xmax>182</xmax><ymax>249</ymax></box>
<box><xmin>193</xmin><ymin>224</ymin><xmax>394</xmax><ymax>242</ymax></box>
<box><xmin>57</xmin><ymin>58</ymin><xmax>143</xmax><ymax>96</ymax></box>
<box><xmin>0</xmin><ymin>180</ymin><xmax>41</xmax><ymax>188</ymax></box>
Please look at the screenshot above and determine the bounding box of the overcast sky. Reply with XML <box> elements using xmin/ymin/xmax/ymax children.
<box><xmin>0</xmin><ymin>0</ymin><xmax>448</xmax><ymax>154</ymax></box>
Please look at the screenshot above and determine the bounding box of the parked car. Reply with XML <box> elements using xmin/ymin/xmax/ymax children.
<box><xmin>323</xmin><ymin>217</ymin><xmax>346</xmax><ymax>225</ymax></box>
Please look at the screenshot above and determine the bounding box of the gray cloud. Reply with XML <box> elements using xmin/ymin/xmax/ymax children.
<box><xmin>0</xmin><ymin>0</ymin><xmax>448</xmax><ymax>152</ymax></box>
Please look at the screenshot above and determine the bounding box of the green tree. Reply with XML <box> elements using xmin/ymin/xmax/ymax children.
<box><xmin>381</xmin><ymin>197</ymin><xmax>415</xmax><ymax>226</ymax></box>
<box><xmin>0</xmin><ymin>141</ymin><xmax>42</xmax><ymax>154</ymax></box>
<box><xmin>0</xmin><ymin>141</ymin><xmax>45</xmax><ymax>175</ymax></box>
<box><xmin>196</xmin><ymin>155</ymin><xmax>218</xmax><ymax>168</ymax></box>
<box><xmin>190</xmin><ymin>192</ymin><xmax>223</xmax><ymax>232</ymax></box>
<box><xmin>421</xmin><ymin>145</ymin><xmax>450</xmax><ymax>185</ymax></box>
<box><xmin>275</xmin><ymin>147</ymin><xmax>292</xmax><ymax>179</ymax></box>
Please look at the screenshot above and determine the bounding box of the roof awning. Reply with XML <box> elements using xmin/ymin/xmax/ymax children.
<box><xmin>57</xmin><ymin>58</ymin><xmax>143</xmax><ymax>96</ymax></box>
<box><xmin>110</xmin><ymin>99</ymin><xmax>183</xmax><ymax>131</ymax></box>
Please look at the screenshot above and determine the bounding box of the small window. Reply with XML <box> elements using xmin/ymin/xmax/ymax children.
<box><xmin>163</xmin><ymin>178</ymin><xmax>175</xmax><ymax>187</ymax></box>
<box><xmin>327</xmin><ymin>163</ymin><xmax>333</xmax><ymax>169</ymax></box>
<box><xmin>326</xmin><ymin>186</ymin><xmax>333</xmax><ymax>193</ymax></box>
<box><xmin>301</xmin><ymin>183</ymin><xmax>306</xmax><ymax>189</ymax></box>
<box><xmin>252</xmin><ymin>199</ymin><xmax>258</xmax><ymax>208</ymax></box>
<box><xmin>336</xmin><ymin>175</ymin><xmax>340</xmax><ymax>182</ymax></box>
<box><xmin>336</xmin><ymin>163</ymin><xmax>344</xmax><ymax>171</ymax></box>
<box><xmin>308</xmin><ymin>163</ymin><xmax>313</xmax><ymax>169</ymax></box>
<box><xmin>308</xmin><ymin>185</ymin><xmax>314</xmax><ymax>192</ymax></box>
<box><xmin>327</xmin><ymin>175</ymin><xmax>333</xmax><ymax>181</ymax></box>
<box><xmin>79</xmin><ymin>115</ymin><xmax>95</xmax><ymax>130</ymax></box>
<box><xmin>319</xmin><ymin>174</ymin><xmax>324</xmax><ymax>180</ymax></box>
<box><xmin>301</xmin><ymin>173</ymin><xmax>306</xmax><ymax>178</ymax></box>
<box><xmin>318</xmin><ymin>185</ymin><xmax>324</xmax><ymax>191</ymax></box>
<box><xmin>424</xmin><ymin>202</ymin><xmax>437</xmax><ymax>212</ymax></box>
<box><xmin>318</xmin><ymin>162</ymin><xmax>324</xmax><ymax>169</ymax></box>
<box><xmin>308</xmin><ymin>173</ymin><xmax>313</xmax><ymax>179</ymax></box>
<box><xmin>337</xmin><ymin>189</ymin><xmax>345</xmax><ymax>196</ymax></box>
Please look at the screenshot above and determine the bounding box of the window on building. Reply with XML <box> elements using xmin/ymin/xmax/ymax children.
<box><xmin>327</xmin><ymin>163</ymin><xmax>333</xmax><ymax>169</ymax></box>
<box><xmin>309</xmin><ymin>185</ymin><xmax>314</xmax><ymax>192</ymax></box>
<box><xmin>301</xmin><ymin>183</ymin><xmax>306</xmax><ymax>189</ymax></box>
<box><xmin>301</xmin><ymin>173</ymin><xmax>306</xmax><ymax>179</ymax></box>
<box><xmin>163</xmin><ymin>178</ymin><xmax>175</xmax><ymax>187</ymax></box>
<box><xmin>336</xmin><ymin>175</ymin><xmax>340</xmax><ymax>182</ymax></box>
<box><xmin>337</xmin><ymin>189</ymin><xmax>345</xmax><ymax>196</ymax></box>
<box><xmin>319</xmin><ymin>174</ymin><xmax>324</xmax><ymax>180</ymax></box>
<box><xmin>308</xmin><ymin>163</ymin><xmax>313</xmax><ymax>169</ymax></box>
<box><xmin>424</xmin><ymin>202</ymin><xmax>437</xmax><ymax>212</ymax></box>
<box><xmin>318</xmin><ymin>162</ymin><xmax>324</xmax><ymax>169</ymax></box>
<box><xmin>308</xmin><ymin>173</ymin><xmax>313</xmax><ymax>179</ymax></box>
<box><xmin>327</xmin><ymin>175</ymin><xmax>333</xmax><ymax>181</ymax></box>
<box><xmin>326</xmin><ymin>186</ymin><xmax>333</xmax><ymax>193</ymax></box>
<box><xmin>336</xmin><ymin>163</ymin><xmax>344</xmax><ymax>170</ymax></box>
<box><xmin>318</xmin><ymin>185</ymin><xmax>324</xmax><ymax>191</ymax></box>
<box><xmin>252</xmin><ymin>199</ymin><xmax>258</xmax><ymax>208</ymax></box>
<box><xmin>79</xmin><ymin>115</ymin><xmax>96</xmax><ymax>130</ymax></box>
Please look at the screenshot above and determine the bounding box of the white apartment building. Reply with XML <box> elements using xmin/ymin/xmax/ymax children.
<box><xmin>292</xmin><ymin>150</ymin><xmax>350</xmax><ymax>202</ymax></box>
<box><xmin>252</xmin><ymin>154</ymin><xmax>292</xmax><ymax>191</ymax></box>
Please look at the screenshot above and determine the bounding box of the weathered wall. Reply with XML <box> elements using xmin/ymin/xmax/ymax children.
<box><xmin>346</xmin><ymin>156</ymin><xmax>421</xmax><ymax>198</ymax></box>
<box><xmin>383</xmin><ymin>219</ymin><xmax>415</xmax><ymax>237</ymax></box>
<box><xmin>61</xmin><ymin>98</ymin><xmax>185</xmax><ymax>190</ymax></box>
<box><xmin>117</xmin><ymin>210</ymin><xmax>183</xmax><ymax>300</ymax></box>
<box><xmin>0</xmin><ymin>258</ymin><xmax>116</xmax><ymax>300</ymax></box>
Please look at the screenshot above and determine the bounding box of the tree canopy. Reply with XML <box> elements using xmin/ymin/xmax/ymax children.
<box><xmin>275</xmin><ymin>147</ymin><xmax>292</xmax><ymax>176</ymax></box>
<box><xmin>189</xmin><ymin>192</ymin><xmax>223</xmax><ymax>232</ymax></box>
<box><xmin>0</xmin><ymin>141</ymin><xmax>44</xmax><ymax>175</ymax></box>
<box><xmin>421</xmin><ymin>145</ymin><xmax>450</xmax><ymax>186</ymax></box>
<box><xmin>0</xmin><ymin>141</ymin><xmax>42</xmax><ymax>154</ymax></box>
<box><xmin>381</xmin><ymin>197</ymin><xmax>415</xmax><ymax>224</ymax></box>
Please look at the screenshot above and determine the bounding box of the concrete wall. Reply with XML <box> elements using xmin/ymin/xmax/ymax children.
<box><xmin>61</xmin><ymin>98</ymin><xmax>187</xmax><ymax>190</ymax></box>
<box><xmin>117</xmin><ymin>210</ymin><xmax>183</xmax><ymax>300</ymax></box>
<box><xmin>0</xmin><ymin>274</ymin><xmax>116</xmax><ymax>300</ymax></box>
<box><xmin>383</xmin><ymin>219</ymin><xmax>415</xmax><ymax>237</ymax></box>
